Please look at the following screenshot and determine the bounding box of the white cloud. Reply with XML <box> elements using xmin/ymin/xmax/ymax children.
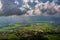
<box><xmin>23</xmin><ymin>0</ymin><xmax>29</xmax><ymax>3</ymax></box>
<box><xmin>0</xmin><ymin>0</ymin><xmax>2</xmax><ymax>10</ymax></box>
<box><xmin>24</xmin><ymin>0</ymin><xmax>60</xmax><ymax>16</ymax></box>
<box><xmin>29</xmin><ymin>0</ymin><xmax>34</xmax><ymax>3</ymax></box>
<box><xmin>14</xmin><ymin>0</ymin><xmax>19</xmax><ymax>5</ymax></box>
<box><xmin>35</xmin><ymin>0</ymin><xmax>39</xmax><ymax>3</ymax></box>
<box><xmin>0</xmin><ymin>0</ymin><xmax>60</xmax><ymax>16</ymax></box>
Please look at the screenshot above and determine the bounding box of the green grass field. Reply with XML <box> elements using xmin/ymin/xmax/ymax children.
<box><xmin>0</xmin><ymin>23</ymin><xmax>60</xmax><ymax>40</ymax></box>
<box><xmin>0</xmin><ymin>23</ymin><xmax>60</xmax><ymax>32</ymax></box>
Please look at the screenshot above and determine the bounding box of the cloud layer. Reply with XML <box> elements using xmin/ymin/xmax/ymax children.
<box><xmin>24</xmin><ymin>0</ymin><xmax>60</xmax><ymax>16</ymax></box>
<box><xmin>0</xmin><ymin>0</ymin><xmax>60</xmax><ymax>16</ymax></box>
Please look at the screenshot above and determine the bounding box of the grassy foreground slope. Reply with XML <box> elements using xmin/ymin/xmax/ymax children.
<box><xmin>0</xmin><ymin>23</ymin><xmax>60</xmax><ymax>40</ymax></box>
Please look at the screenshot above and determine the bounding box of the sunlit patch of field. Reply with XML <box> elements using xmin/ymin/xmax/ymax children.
<box><xmin>0</xmin><ymin>23</ymin><xmax>60</xmax><ymax>32</ymax></box>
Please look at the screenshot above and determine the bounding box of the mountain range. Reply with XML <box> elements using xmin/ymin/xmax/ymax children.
<box><xmin>0</xmin><ymin>16</ymin><xmax>60</xmax><ymax>27</ymax></box>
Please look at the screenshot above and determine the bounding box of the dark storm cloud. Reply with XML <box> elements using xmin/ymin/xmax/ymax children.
<box><xmin>0</xmin><ymin>0</ymin><xmax>26</xmax><ymax>16</ymax></box>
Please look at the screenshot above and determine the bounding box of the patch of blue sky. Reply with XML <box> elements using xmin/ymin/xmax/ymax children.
<box><xmin>38</xmin><ymin>0</ymin><xmax>52</xmax><ymax>3</ymax></box>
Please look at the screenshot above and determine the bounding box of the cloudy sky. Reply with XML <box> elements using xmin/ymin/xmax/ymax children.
<box><xmin>0</xmin><ymin>0</ymin><xmax>60</xmax><ymax>16</ymax></box>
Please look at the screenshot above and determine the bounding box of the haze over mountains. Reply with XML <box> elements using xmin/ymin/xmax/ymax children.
<box><xmin>0</xmin><ymin>0</ymin><xmax>60</xmax><ymax>16</ymax></box>
<box><xmin>0</xmin><ymin>16</ymin><xmax>60</xmax><ymax>27</ymax></box>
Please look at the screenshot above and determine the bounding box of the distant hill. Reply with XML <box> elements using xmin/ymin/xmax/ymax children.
<box><xmin>0</xmin><ymin>16</ymin><xmax>60</xmax><ymax>27</ymax></box>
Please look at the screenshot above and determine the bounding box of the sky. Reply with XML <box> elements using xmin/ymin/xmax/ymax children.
<box><xmin>0</xmin><ymin>0</ymin><xmax>60</xmax><ymax>16</ymax></box>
